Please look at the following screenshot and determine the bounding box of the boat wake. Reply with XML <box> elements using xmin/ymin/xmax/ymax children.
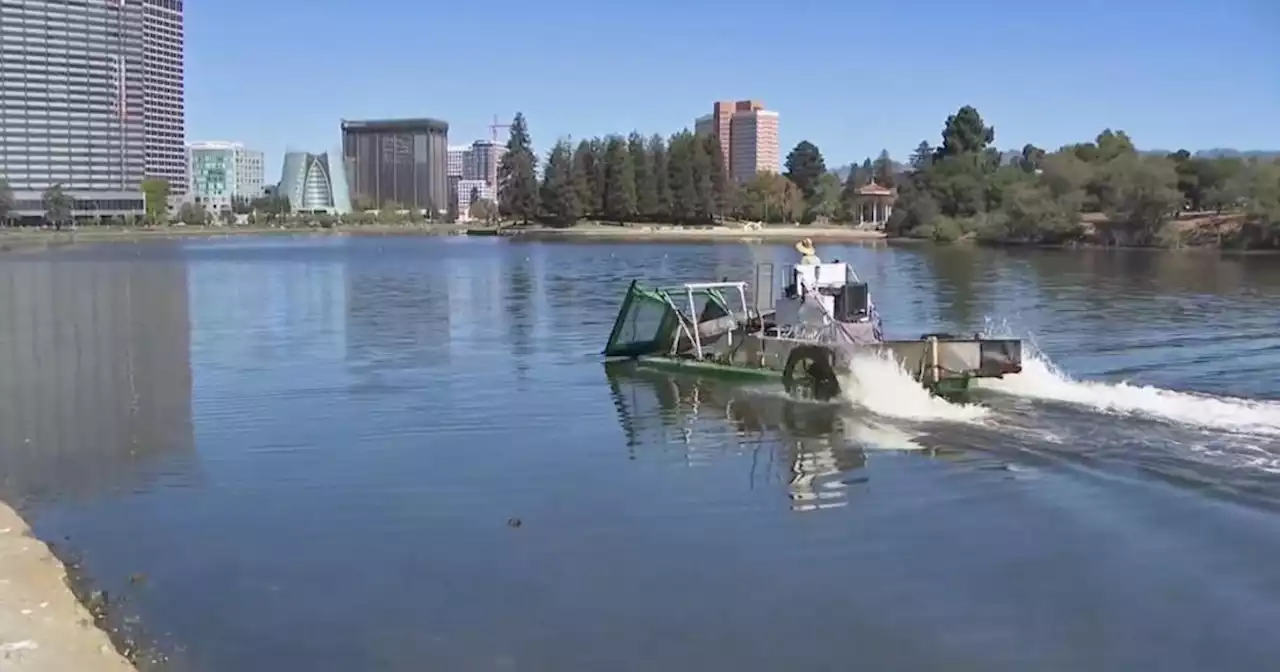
<box><xmin>840</xmin><ymin>417</ymin><xmax>930</xmax><ymax>451</ymax></box>
<box><xmin>827</xmin><ymin>325</ymin><xmax>1280</xmax><ymax>452</ymax></box>
<box><xmin>979</xmin><ymin>320</ymin><xmax>1280</xmax><ymax>439</ymax></box>
<box><xmin>981</xmin><ymin>350</ymin><xmax>1280</xmax><ymax>438</ymax></box>
<box><xmin>838</xmin><ymin>349</ymin><xmax>990</xmax><ymax>424</ymax></box>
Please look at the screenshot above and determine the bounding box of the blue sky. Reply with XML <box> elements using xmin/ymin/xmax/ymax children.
<box><xmin>187</xmin><ymin>0</ymin><xmax>1278</xmax><ymax>179</ymax></box>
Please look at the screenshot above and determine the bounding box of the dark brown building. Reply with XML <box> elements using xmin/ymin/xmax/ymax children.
<box><xmin>341</xmin><ymin>118</ymin><xmax>449</xmax><ymax>214</ymax></box>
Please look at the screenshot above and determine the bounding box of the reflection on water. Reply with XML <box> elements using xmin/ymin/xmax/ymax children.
<box><xmin>0</xmin><ymin>258</ymin><xmax>195</xmax><ymax>505</ymax></box>
<box><xmin>606</xmin><ymin>362</ymin><xmax>869</xmax><ymax>513</ymax></box>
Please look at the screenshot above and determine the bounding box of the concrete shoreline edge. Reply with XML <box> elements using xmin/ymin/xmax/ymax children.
<box><xmin>0</xmin><ymin>503</ymin><xmax>136</xmax><ymax>670</ymax></box>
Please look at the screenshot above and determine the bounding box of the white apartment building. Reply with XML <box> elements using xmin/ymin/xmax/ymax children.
<box><xmin>455</xmin><ymin>179</ymin><xmax>495</xmax><ymax>220</ymax></box>
<box><xmin>188</xmin><ymin>141</ymin><xmax>265</xmax><ymax>209</ymax></box>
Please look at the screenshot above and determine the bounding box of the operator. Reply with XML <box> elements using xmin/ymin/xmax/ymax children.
<box><xmin>795</xmin><ymin>238</ymin><xmax>821</xmax><ymax>265</ymax></box>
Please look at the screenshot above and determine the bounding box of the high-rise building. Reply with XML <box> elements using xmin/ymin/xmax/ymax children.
<box><xmin>141</xmin><ymin>0</ymin><xmax>187</xmax><ymax>196</ymax></box>
<box><xmin>447</xmin><ymin>146</ymin><xmax>468</xmax><ymax>178</ymax></box>
<box><xmin>0</xmin><ymin>0</ymin><xmax>145</xmax><ymax>217</ymax></box>
<box><xmin>695</xmin><ymin>100</ymin><xmax>745</xmax><ymax>169</ymax></box>
<box><xmin>0</xmin><ymin>0</ymin><xmax>185</xmax><ymax>219</ymax></box>
<box><xmin>341</xmin><ymin>118</ymin><xmax>448</xmax><ymax>214</ymax></box>
<box><xmin>729</xmin><ymin>108</ymin><xmax>779</xmax><ymax>183</ymax></box>
<box><xmin>187</xmin><ymin>141</ymin><xmax>264</xmax><ymax>210</ymax></box>
<box><xmin>467</xmin><ymin>140</ymin><xmax>504</xmax><ymax>187</ymax></box>
<box><xmin>694</xmin><ymin>99</ymin><xmax>775</xmax><ymax>183</ymax></box>
<box><xmin>447</xmin><ymin>140</ymin><xmax>505</xmax><ymax>185</ymax></box>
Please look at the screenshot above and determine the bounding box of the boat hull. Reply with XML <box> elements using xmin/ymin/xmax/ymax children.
<box><xmin>629</xmin><ymin>331</ymin><xmax>1020</xmax><ymax>400</ymax></box>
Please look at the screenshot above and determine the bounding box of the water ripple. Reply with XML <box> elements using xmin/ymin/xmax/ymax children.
<box><xmin>2</xmin><ymin>240</ymin><xmax>1280</xmax><ymax>671</ymax></box>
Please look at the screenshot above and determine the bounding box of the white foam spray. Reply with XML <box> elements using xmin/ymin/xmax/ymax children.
<box><xmin>979</xmin><ymin>319</ymin><xmax>1280</xmax><ymax>438</ymax></box>
<box><xmin>839</xmin><ymin>349</ymin><xmax>990</xmax><ymax>423</ymax></box>
<box><xmin>841</xmin><ymin>416</ymin><xmax>929</xmax><ymax>451</ymax></box>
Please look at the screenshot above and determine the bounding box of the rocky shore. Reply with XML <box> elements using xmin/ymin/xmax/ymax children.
<box><xmin>0</xmin><ymin>504</ymin><xmax>135</xmax><ymax>671</ymax></box>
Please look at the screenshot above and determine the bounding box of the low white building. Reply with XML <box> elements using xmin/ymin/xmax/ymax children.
<box><xmin>455</xmin><ymin>179</ymin><xmax>495</xmax><ymax>220</ymax></box>
<box><xmin>187</xmin><ymin>141</ymin><xmax>265</xmax><ymax>210</ymax></box>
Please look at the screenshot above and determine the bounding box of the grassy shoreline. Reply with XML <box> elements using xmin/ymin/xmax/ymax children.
<box><xmin>0</xmin><ymin>222</ymin><xmax>887</xmax><ymax>252</ymax></box>
<box><xmin>487</xmin><ymin>222</ymin><xmax>888</xmax><ymax>242</ymax></box>
<box><xmin>0</xmin><ymin>223</ymin><xmax>470</xmax><ymax>253</ymax></box>
<box><xmin>5</xmin><ymin>221</ymin><xmax>1271</xmax><ymax>253</ymax></box>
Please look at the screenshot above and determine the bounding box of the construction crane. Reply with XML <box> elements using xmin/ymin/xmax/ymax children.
<box><xmin>488</xmin><ymin>114</ymin><xmax>511</xmax><ymax>142</ymax></box>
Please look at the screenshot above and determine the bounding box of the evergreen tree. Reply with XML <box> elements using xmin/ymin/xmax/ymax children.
<box><xmin>784</xmin><ymin>141</ymin><xmax>827</xmax><ymax>203</ymax></box>
<box><xmin>497</xmin><ymin>112</ymin><xmax>538</xmax><ymax>223</ymax></box>
<box><xmin>572</xmin><ymin>139</ymin><xmax>601</xmax><ymax>218</ymax></box>
<box><xmin>936</xmin><ymin>105</ymin><xmax>995</xmax><ymax>160</ymax></box>
<box><xmin>540</xmin><ymin>140</ymin><xmax>581</xmax><ymax>225</ymax></box>
<box><xmin>872</xmin><ymin>149</ymin><xmax>896</xmax><ymax>187</ymax></box>
<box><xmin>667</xmin><ymin>131</ymin><xmax>698</xmax><ymax>223</ymax></box>
<box><xmin>629</xmin><ymin>132</ymin><xmax>658</xmax><ymax>221</ymax></box>
<box><xmin>699</xmin><ymin>133</ymin><xmax>730</xmax><ymax>219</ymax></box>
<box><xmin>589</xmin><ymin>138</ymin><xmax>607</xmax><ymax>215</ymax></box>
<box><xmin>909</xmin><ymin>141</ymin><xmax>934</xmax><ymax>172</ymax></box>
<box><xmin>785</xmin><ymin>141</ymin><xmax>828</xmax><ymax>222</ymax></box>
<box><xmin>602</xmin><ymin>135</ymin><xmax>637</xmax><ymax>222</ymax></box>
<box><xmin>690</xmin><ymin>134</ymin><xmax>715</xmax><ymax>220</ymax></box>
<box><xmin>838</xmin><ymin>158</ymin><xmax>874</xmax><ymax>221</ymax></box>
<box><xmin>648</xmin><ymin>134</ymin><xmax>671</xmax><ymax>220</ymax></box>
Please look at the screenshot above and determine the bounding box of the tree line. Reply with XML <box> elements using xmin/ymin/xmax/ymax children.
<box><xmin>499</xmin><ymin>113</ymin><xmax>765</xmax><ymax>226</ymax></box>
<box><xmin>496</xmin><ymin>113</ymin><xmax>888</xmax><ymax>226</ymax></box>
<box><xmin>884</xmin><ymin>106</ymin><xmax>1280</xmax><ymax>248</ymax></box>
<box><xmin>493</xmin><ymin>108</ymin><xmax>1280</xmax><ymax>248</ymax></box>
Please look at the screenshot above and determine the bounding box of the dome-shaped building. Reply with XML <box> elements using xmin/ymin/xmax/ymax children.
<box><xmin>278</xmin><ymin>151</ymin><xmax>352</xmax><ymax>213</ymax></box>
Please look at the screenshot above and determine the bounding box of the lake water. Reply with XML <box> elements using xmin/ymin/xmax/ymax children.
<box><xmin>2</xmin><ymin>236</ymin><xmax>1280</xmax><ymax>671</ymax></box>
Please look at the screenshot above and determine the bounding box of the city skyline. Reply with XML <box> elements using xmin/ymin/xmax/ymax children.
<box><xmin>448</xmin><ymin>139</ymin><xmax>504</xmax><ymax>219</ymax></box>
<box><xmin>2</xmin><ymin>0</ymin><xmax>1276</xmax><ymax>209</ymax></box>
<box><xmin>179</xmin><ymin>0</ymin><xmax>1275</xmax><ymax>182</ymax></box>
